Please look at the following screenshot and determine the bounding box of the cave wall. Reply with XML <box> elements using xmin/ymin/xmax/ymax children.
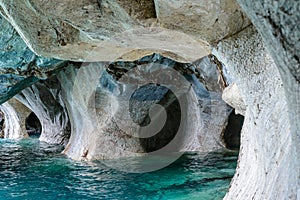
<box><xmin>0</xmin><ymin>0</ymin><xmax>250</xmax><ymax>101</ymax></box>
<box><xmin>237</xmin><ymin>1</ymin><xmax>300</xmax><ymax>197</ymax></box>
<box><xmin>226</xmin><ymin>1</ymin><xmax>300</xmax><ymax>198</ymax></box>
<box><xmin>0</xmin><ymin>0</ymin><xmax>252</xmax><ymax>63</ymax></box>
<box><xmin>154</xmin><ymin>0</ymin><xmax>251</xmax><ymax>44</ymax></box>
<box><xmin>15</xmin><ymin>77</ymin><xmax>70</xmax><ymax>145</ymax></box>
<box><xmin>222</xmin><ymin>83</ymin><xmax>246</xmax><ymax>116</ymax></box>
<box><xmin>0</xmin><ymin>13</ymin><xmax>70</xmax><ymax>145</ymax></box>
<box><xmin>0</xmin><ymin>98</ymin><xmax>31</xmax><ymax>139</ymax></box>
<box><xmin>0</xmin><ymin>0</ymin><xmax>298</xmax><ymax>199</ymax></box>
<box><xmin>0</xmin><ymin>15</ymin><xmax>66</xmax><ymax>104</ymax></box>
<box><xmin>213</xmin><ymin>26</ymin><xmax>297</xmax><ymax>200</ymax></box>
<box><xmin>57</xmin><ymin>55</ymin><xmax>230</xmax><ymax>160</ymax></box>
<box><xmin>0</xmin><ymin>0</ymin><xmax>209</xmax><ymax>62</ymax></box>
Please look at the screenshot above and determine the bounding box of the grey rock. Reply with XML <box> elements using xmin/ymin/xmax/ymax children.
<box><xmin>213</xmin><ymin>26</ymin><xmax>296</xmax><ymax>200</ymax></box>
<box><xmin>0</xmin><ymin>15</ymin><xmax>65</xmax><ymax>104</ymax></box>
<box><xmin>0</xmin><ymin>98</ymin><xmax>31</xmax><ymax>139</ymax></box>
<box><xmin>15</xmin><ymin>76</ymin><xmax>71</xmax><ymax>146</ymax></box>
<box><xmin>0</xmin><ymin>1</ymin><xmax>298</xmax><ymax>198</ymax></box>
<box><xmin>154</xmin><ymin>0</ymin><xmax>251</xmax><ymax>44</ymax></box>
<box><xmin>57</xmin><ymin>55</ymin><xmax>230</xmax><ymax>160</ymax></box>
<box><xmin>219</xmin><ymin>0</ymin><xmax>300</xmax><ymax>198</ymax></box>
<box><xmin>236</xmin><ymin>2</ymin><xmax>300</xmax><ymax>198</ymax></box>
<box><xmin>0</xmin><ymin>0</ymin><xmax>251</xmax><ymax>62</ymax></box>
<box><xmin>222</xmin><ymin>83</ymin><xmax>246</xmax><ymax>116</ymax></box>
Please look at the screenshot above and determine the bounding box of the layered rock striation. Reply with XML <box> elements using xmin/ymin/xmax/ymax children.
<box><xmin>213</xmin><ymin>26</ymin><xmax>297</xmax><ymax>200</ymax></box>
<box><xmin>0</xmin><ymin>98</ymin><xmax>31</xmax><ymax>139</ymax></box>
<box><xmin>0</xmin><ymin>15</ymin><xmax>66</xmax><ymax>104</ymax></box>
<box><xmin>57</xmin><ymin>55</ymin><xmax>231</xmax><ymax>160</ymax></box>
<box><xmin>0</xmin><ymin>0</ymin><xmax>298</xmax><ymax>199</ymax></box>
<box><xmin>15</xmin><ymin>76</ymin><xmax>71</xmax><ymax>145</ymax></box>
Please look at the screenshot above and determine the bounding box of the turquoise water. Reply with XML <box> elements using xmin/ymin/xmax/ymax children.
<box><xmin>0</xmin><ymin>139</ymin><xmax>238</xmax><ymax>200</ymax></box>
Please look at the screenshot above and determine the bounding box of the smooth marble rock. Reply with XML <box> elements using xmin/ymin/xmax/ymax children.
<box><xmin>0</xmin><ymin>0</ymin><xmax>210</xmax><ymax>63</ymax></box>
<box><xmin>0</xmin><ymin>0</ymin><xmax>252</xmax><ymax>62</ymax></box>
<box><xmin>0</xmin><ymin>98</ymin><xmax>31</xmax><ymax>139</ymax></box>
<box><xmin>0</xmin><ymin>15</ymin><xmax>66</xmax><ymax>104</ymax></box>
<box><xmin>15</xmin><ymin>76</ymin><xmax>71</xmax><ymax>146</ymax></box>
<box><xmin>213</xmin><ymin>26</ymin><xmax>296</xmax><ymax>200</ymax></box>
<box><xmin>236</xmin><ymin>2</ymin><xmax>300</xmax><ymax>198</ymax></box>
<box><xmin>57</xmin><ymin>54</ymin><xmax>230</xmax><ymax>160</ymax></box>
<box><xmin>0</xmin><ymin>0</ymin><xmax>298</xmax><ymax>198</ymax></box>
<box><xmin>222</xmin><ymin>83</ymin><xmax>246</xmax><ymax>116</ymax></box>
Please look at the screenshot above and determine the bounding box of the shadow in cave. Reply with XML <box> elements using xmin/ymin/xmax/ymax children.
<box><xmin>0</xmin><ymin>111</ymin><xmax>4</xmax><ymax>138</ymax></box>
<box><xmin>129</xmin><ymin>84</ymin><xmax>186</xmax><ymax>153</ymax></box>
<box><xmin>25</xmin><ymin>112</ymin><xmax>42</xmax><ymax>138</ymax></box>
<box><xmin>223</xmin><ymin>110</ymin><xmax>244</xmax><ymax>150</ymax></box>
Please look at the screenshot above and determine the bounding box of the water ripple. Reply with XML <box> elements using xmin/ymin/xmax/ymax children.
<box><xmin>0</xmin><ymin>139</ymin><xmax>238</xmax><ymax>200</ymax></box>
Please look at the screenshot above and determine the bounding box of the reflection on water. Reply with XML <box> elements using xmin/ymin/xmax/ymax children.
<box><xmin>0</xmin><ymin>139</ymin><xmax>238</xmax><ymax>200</ymax></box>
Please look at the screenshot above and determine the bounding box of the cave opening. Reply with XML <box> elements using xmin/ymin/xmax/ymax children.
<box><xmin>129</xmin><ymin>84</ymin><xmax>183</xmax><ymax>153</ymax></box>
<box><xmin>222</xmin><ymin>110</ymin><xmax>244</xmax><ymax>150</ymax></box>
<box><xmin>25</xmin><ymin>112</ymin><xmax>42</xmax><ymax>138</ymax></box>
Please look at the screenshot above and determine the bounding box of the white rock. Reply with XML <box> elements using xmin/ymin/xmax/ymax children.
<box><xmin>15</xmin><ymin>78</ymin><xmax>70</xmax><ymax>145</ymax></box>
<box><xmin>0</xmin><ymin>98</ymin><xmax>30</xmax><ymax>139</ymax></box>
<box><xmin>213</xmin><ymin>26</ymin><xmax>297</xmax><ymax>200</ymax></box>
<box><xmin>222</xmin><ymin>83</ymin><xmax>246</xmax><ymax>116</ymax></box>
<box><xmin>154</xmin><ymin>0</ymin><xmax>251</xmax><ymax>44</ymax></box>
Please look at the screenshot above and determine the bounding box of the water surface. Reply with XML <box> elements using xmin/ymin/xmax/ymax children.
<box><xmin>0</xmin><ymin>139</ymin><xmax>238</xmax><ymax>200</ymax></box>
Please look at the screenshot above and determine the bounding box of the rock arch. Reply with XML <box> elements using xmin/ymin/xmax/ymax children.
<box><xmin>25</xmin><ymin>112</ymin><xmax>42</xmax><ymax>138</ymax></box>
<box><xmin>15</xmin><ymin>77</ymin><xmax>71</xmax><ymax>146</ymax></box>
<box><xmin>0</xmin><ymin>98</ymin><xmax>31</xmax><ymax>139</ymax></box>
<box><xmin>57</xmin><ymin>55</ymin><xmax>231</xmax><ymax>160</ymax></box>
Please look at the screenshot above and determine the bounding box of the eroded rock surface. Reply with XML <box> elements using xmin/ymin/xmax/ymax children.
<box><xmin>213</xmin><ymin>26</ymin><xmax>297</xmax><ymax>200</ymax></box>
<box><xmin>154</xmin><ymin>0</ymin><xmax>251</xmax><ymax>44</ymax></box>
<box><xmin>56</xmin><ymin>54</ymin><xmax>230</xmax><ymax>160</ymax></box>
<box><xmin>222</xmin><ymin>83</ymin><xmax>246</xmax><ymax>116</ymax></box>
<box><xmin>0</xmin><ymin>15</ymin><xmax>65</xmax><ymax>104</ymax></box>
<box><xmin>0</xmin><ymin>0</ymin><xmax>298</xmax><ymax>199</ymax></box>
<box><xmin>15</xmin><ymin>76</ymin><xmax>71</xmax><ymax>145</ymax></box>
<box><xmin>236</xmin><ymin>2</ymin><xmax>300</xmax><ymax>198</ymax></box>
<box><xmin>0</xmin><ymin>0</ymin><xmax>209</xmax><ymax>62</ymax></box>
<box><xmin>0</xmin><ymin>0</ymin><xmax>253</xmax><ymax>63</ymax></box>
<box><xmin>0</xmin><ymin>98</ymin><xmax>31</xmax><ymax>139</ymax></box>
